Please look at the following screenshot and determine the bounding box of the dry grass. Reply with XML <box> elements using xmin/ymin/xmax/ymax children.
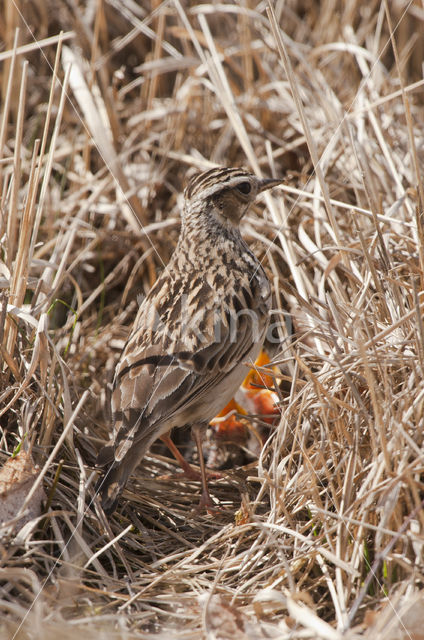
<box><xmin>1</xmin><ymin>1</ymin><xmax>424</xmax><ymax>638</ymax></box>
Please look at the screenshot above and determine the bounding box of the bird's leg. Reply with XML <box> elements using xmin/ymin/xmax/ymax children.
<box><xmin>160</xmin><ymin>432</ymin><xmax>222</xmax><ymax>481</ymax></box>
<box><xmin>160</xmin><ymin>433</ymin><xmax>201</xmax><ymax>480</ymax></box>
<box><xmin>191</xmin><ymin>423</ymin><xmax>215</xmax><ymax>509</ymax></box>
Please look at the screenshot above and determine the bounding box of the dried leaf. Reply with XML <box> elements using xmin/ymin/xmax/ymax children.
<box><xmin>0</xmin><ymin>451</ymin><xmax>45</xmax><ymax>532</ymax></box>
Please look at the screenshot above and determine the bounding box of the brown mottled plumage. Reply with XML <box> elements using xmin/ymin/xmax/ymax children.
<box><xmin>96</xmin><ymin>167</ymin><xmax>281</xmax><ymax>514</ymax></box>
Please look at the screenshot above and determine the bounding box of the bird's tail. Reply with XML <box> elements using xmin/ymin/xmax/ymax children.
<box><xmin>95</xmin><ymin>444</ymin><xmax>131</xmax><ymax>515</ymax></box>
<box><xmin>94</xmin><ymin>464</ymin><xmax>127</xmax><ymax>515</ymax></box>
<box><xmin>95</xmin><ymin>427</ymin><xmax>155</xmax><ymax>514</ymax></box>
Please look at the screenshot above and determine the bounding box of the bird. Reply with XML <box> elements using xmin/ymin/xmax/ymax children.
<box><xmin>96</xmin><ymin>166</ymin><xmax>282</xmax><ymax>514</ymax></box>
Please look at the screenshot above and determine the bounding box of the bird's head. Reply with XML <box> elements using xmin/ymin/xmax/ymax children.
<box><xmin>183</xmin><ymin>167</ymin><xmax>282</xmax><ymax>229</ymax></box>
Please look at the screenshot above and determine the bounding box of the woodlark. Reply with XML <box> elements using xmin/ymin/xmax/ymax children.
<box><xmin>96</xmin><ymin>167</ymin><xmax>281</xmax><ymax>514</ymax></box>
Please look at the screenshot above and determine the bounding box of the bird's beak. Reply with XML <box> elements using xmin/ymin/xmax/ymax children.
<box><xmin>258</xmin><ymin>177</ymin><xmax>283</xmax><ymax>193</ymax></box>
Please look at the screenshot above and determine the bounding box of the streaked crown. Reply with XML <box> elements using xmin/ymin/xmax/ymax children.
<box><xmin>183</xmin><ymin>166</ymin><xmax>282</xmax><ymax>225</ymax></box>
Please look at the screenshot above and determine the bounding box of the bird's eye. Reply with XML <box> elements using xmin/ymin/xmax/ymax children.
<box><xmin>237</xmin><ymin>181</ymin><xmax>251</xmax><ymax>195</ymax></box>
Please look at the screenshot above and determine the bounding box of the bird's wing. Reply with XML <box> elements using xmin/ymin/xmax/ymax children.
<box><xmin>109</xmin><ymin>298</ymin><xmax>264</xmax><ymax>462</ymax></box>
